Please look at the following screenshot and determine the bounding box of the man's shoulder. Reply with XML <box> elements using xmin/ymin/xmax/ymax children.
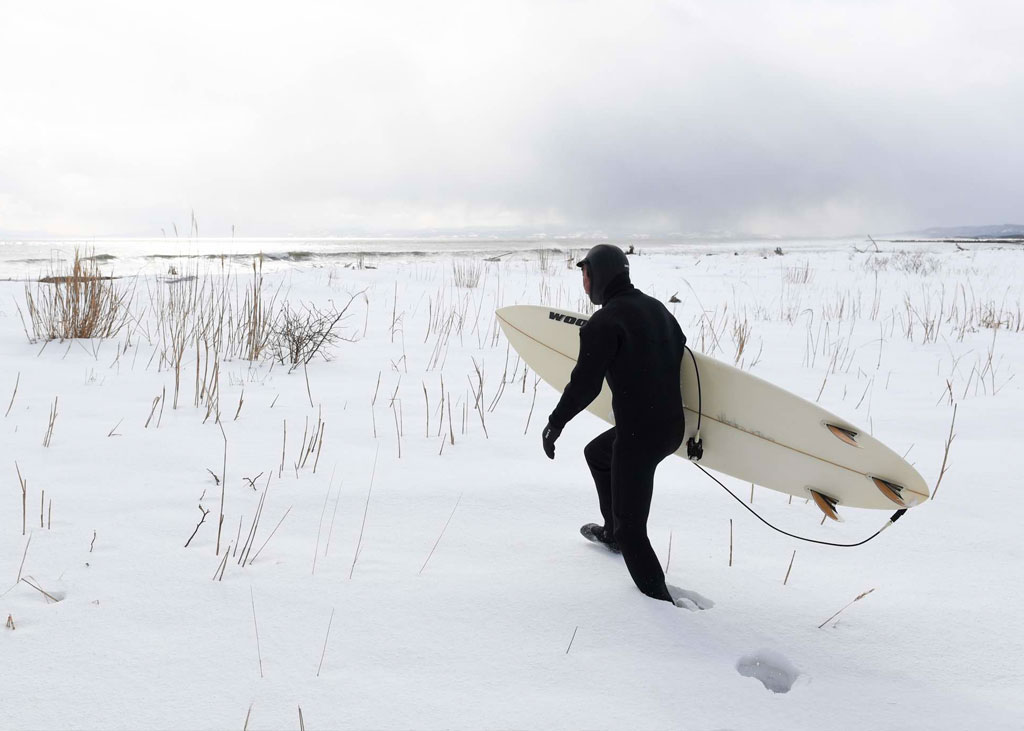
<box><xmin>611</xmin><ymin>289</ymin><xmax>667</xmax><ymax>313</ymax></box>
<box><xmin>581</xmin><ymin>306</ymin><xmax>611</xmax><ymax>330</ymax></box>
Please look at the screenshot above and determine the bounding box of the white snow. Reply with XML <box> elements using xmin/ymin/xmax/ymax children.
<box><xmin>1</xmin><ymin>237</ymin><xmax>1021</xmax><ymax>730</ymax></box>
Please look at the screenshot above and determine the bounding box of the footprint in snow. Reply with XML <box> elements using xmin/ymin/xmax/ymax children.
<box><xmin>667</xmin><ymin>584</ymin><xmax>715</xmax><ymax>611</ymax></box>
<box><xmin>736</xmin><ymin>650</ymin><xmax>800</xmax><ymax>694</ymax></box>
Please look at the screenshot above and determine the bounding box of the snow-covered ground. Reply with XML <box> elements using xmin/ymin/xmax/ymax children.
<box><xmin>1</xmin><ymin>237</ymin><xmax>1021</xmax><ymax>730</ymax></box>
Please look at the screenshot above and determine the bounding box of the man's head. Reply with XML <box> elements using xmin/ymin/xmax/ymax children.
<box><xmin>576</xmin><ymin>244</ymin><xmax>630</xmax><ymax>305</ymax></box>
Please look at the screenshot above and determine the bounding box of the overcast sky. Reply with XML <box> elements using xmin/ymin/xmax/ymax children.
<box><xmin>1</xmin><ymin>0</ymin><xmax>1021</xmax><ymax>238</ymax></box>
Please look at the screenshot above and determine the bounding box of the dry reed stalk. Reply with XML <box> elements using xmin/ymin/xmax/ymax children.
<box><xmin>17</xmin><ymin>462</ymin><xmax>27</xmax><ymax>536</ymax></box>
<box><xmin>243</xmin><ymin>704</ymin><xmax>252</xmax><ymax>730</ymax></box>
<box><xmin>437</xmin><ymin>375</ymin><xmax>446</xmax><ymax>437</ymax></box>
<box><xmin>349</xmin><ymin>445</ymin><xmax>380</xmax><ymax>579</ymax></box>
<box><xmin>565</xmin><ymin>626</ymin><xmax>579</xmax><ymax>655</ymax></box>
<box><xmin>371</xmin><ymin>371</ymin><xmax>382</xmax><ymax>406</ymax></box>
<box><xmin>250</xmin><ymin>587</ymin><xmax>264</xmax><ymax>678</ymax></box>
<box><xmin>664</xmin><ymin>531</ymin><xmax>673</xmax><ymax>574</ymax></box>
<box><xmin>298</xmin><ymin>706</ymin><xmax>305</xmax><ymax>731</ymax></box>
<box><xmin>212</xmin><ymin>546</ymin><xmax>231</xmax><ymax>581</ymax></box>
<box><xmin>43</xmin><ymin>397</ymin><xmax>58</xmax><ymax>447</ymax></box>
<box><xmin>316</xmin><ymin>608</ymin><xmax>335</xmax><ymax>677</ymax></box>
<box><xmin>420</xmin><ymin>493</ymin><xmax>463</xmax><ymax>574</ymax></box>
<box><xmin>216</xmin><ymin>421</ymin><xmax>228</xmax><ymax>555</ymax></box>
<box><xmin>932</xmin><ymin>403</ymin><xmax>957</xmax><ymax>499</ymax></box>
<box><xmin>390</xmin><ymin>282</ymin><xmax>398</xmax><ymax>343</ymax></box>
<box><xmin>729</xmin><ymin>519</ymin><xmax>733</xmax><ymax>567</ymax></box>
<box><xmin>312</xmin><ymin>426</ymin><xmax>325</xmax><ymax>473</ymax></box>
<box><xmin>324</xmin><ymin>482</ymin><xmax>342</xmax><ymax>558</ymax></box>
<box><xmin>523</xmin><ymin>374</ymin><xmax>540</xmax><ymax>435</ymax></box>
<box><xmin>234</xmin><ymin>515</ymin><xmax>244</xmax><ymax>557</ymax></box>
<box><xmin>239</xmin><ymin>480</ymin><xmax>270</xmax><ymax>566</ymax></box>
<box><xmin>21</xmin><ymin>577</ymin><xmax>60</xmax><ymax>603</ymax></box>
<box><xmin>297</xmin><ymin>417</ymin><xmax>310</xmax><ymax>466</ymax></box>
<box><xmin>247</xmin><ymin>505</ymin><xmax>292</xmax><ymax>565</ymax></box>
<box><xmin>312</xmin><ymin>472</ymin><xmax>335</xmax><ymax>575</ymax></box>
<box><xmin>783</xmin><ymin>550</ymin><xmax>796</xmax><ymax>585</ymax></box>
<box><xmin>818</xmin><ymin>588</ymin><xmax>875</xmax><ymax>629</ymax></box>
<box><xmin>144</xmin><ymin>395</ymin><xmax>160</xmax><ymax>428</ymax></box>
<box><xmin>90</xmin><ymin>531</ymin><xmax>96</xmax><ymax>552</ymax></box>
<box><xmin>39</xmin><ymin>491</ymin><xmax>44</xmax><ymax>529</ymax></box>
<box><xmin>393</xmin><ymin>405</ymin><xmax>402</xmax><ymax>458</ymax></box>
<box><xmin>298</xmin><ymin>411</ymin><xmax>325</xmax><ymax>470</ymax></box>
<box><xmin>4</xmin><ymin>372</ymin><xmax>18</xmax><ymax>418</ymax></box>
<box><xmin>279</xmin><ymin>420</ymin><xmax>286</xmax><ymax>478</ymax></box>
<box><xmin>486</xmin><ymin>377</ymin><xmax>506</xmax><ymax>413</ymax></box>
<box><xmin>447</xmin><ymin>393</ymin><xmax>455</xmax><ymax>445</ymax></box>
<box><xmin>17</xmin><ymin>534</ymin><xmax>31</xmax><ymax>582</ymax></box>
<box><xmin>469</xmin><ymin>359</ymin><xmax>489</xmax><ymax>438</ymax></box>
<box><xmin>423</xmin><ymin>381</ymin><xmax>430</xmax><ymax>437</ymax></box>
<box><xmin>815</xmin><ymin>350</ymin><xmax>837</xmax><ymax>402</ymax></box>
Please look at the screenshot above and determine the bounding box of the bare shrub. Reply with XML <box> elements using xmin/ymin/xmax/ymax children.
<box><xmin>24</xmin><ymin>250</ymin><xmax>132</xmax><ymax>341</ymax></box>
<box><xmin>270</xmin><ymin>291</ymin><xmax>365</xmax><ymax>369</ymax></box>
<box><xmin>272</xmin><ymin>303</ymin><xmax>346</xmax><ymax>367</ymax></box>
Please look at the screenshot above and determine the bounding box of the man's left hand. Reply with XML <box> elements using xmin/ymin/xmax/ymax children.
<box><xmin>542</xmin><ymin>422</ymin><xmax>562</xmax><ymax>459</ymax></box>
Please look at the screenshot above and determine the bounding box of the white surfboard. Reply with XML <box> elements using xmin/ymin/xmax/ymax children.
<box><xmin>497</xmin><ymin>305</ymin><xmax>929</xmax><ymax>515</ymax></box>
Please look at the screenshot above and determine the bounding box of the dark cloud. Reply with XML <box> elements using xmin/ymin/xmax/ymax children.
<box><xmin>1</xmin><ymin>0</ymin><xmax>1021</xmax><ymax>237</ymax></box>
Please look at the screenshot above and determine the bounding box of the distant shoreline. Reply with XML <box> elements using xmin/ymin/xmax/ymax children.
<box><xmin>882</xmin><ymin>238</ymin><xmax>1024</xmax><ymax>244</ymax></box>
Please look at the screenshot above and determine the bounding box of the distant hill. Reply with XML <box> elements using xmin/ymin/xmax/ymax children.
<box><xmin>898</xmin><ymin>224</ymin><xmax>1024</xmax><ymax>239</ymax></box>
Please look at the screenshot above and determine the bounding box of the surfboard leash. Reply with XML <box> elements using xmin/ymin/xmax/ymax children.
<box><xmin>684</xmin><ymin>345</ymin><xmax>704</xmax><ymax>460</ymax></box>
<box><xmin>681</xmin><ymin>345</ymin><xmax>907</xmax><ymax>546</ymax></box>
<box><xmin>692</xmin><ymin>462</ymin><xmax>908</xmax><ymax>547</ymax></box>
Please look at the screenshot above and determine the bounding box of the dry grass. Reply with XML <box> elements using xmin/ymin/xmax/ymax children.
<box><xmin>452</xmin><ymin>258</ymin><xmax>484</xmax><ymax>288</ymax></box>
<box><xmin>25</xmin><ymin>250</ymin><xmax>133</xmax><ymax>341</ymax></box>
<box><xmin>783</xmin><ymin>262</ymin><xmax>813</xmax><ymax>284</ymax></box>
<box><xmin>731</xmin><ymin>316</ymin><xmax>752</xmax><ymax>365</ymax></box>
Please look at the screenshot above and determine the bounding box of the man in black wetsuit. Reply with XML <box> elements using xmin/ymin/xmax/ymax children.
<box><xmin>542</xmin><ymin>244</ymin><xmax>685</xmax><ymax>603</ymax></box>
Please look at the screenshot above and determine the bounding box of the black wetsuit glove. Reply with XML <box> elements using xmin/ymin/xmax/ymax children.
<box><xmin>542</xmin><ymin>422</ymin><xmax>562</xmax><ymax>460</ymax></box>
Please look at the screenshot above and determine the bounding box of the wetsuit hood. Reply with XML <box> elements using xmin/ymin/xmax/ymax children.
<box><xmin>577</xmin><ymin>244</ymin><xmax>630</xmax><ymax>305</ymax></box>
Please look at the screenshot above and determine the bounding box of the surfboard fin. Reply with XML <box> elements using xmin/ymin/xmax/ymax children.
<box><xmin>872</xmin><ymin>477</ymin><xmax>907</xmax><ymax>507</ymax></box>
<box><xmin>809</xmin><ymin>489</ymin><xmax>841</xmax><ymax>521</ymax></box>
<box><xmin>826</xmin><ymin>423</ymin><xmax>859</xmax><ymax>446</ymax></box>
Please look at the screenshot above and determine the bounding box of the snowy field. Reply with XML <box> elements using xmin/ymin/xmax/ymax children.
<box><xmin>1</xmin><ymin>237</ymin><xmax>1022</xmax><ymax>730</ymax></box>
